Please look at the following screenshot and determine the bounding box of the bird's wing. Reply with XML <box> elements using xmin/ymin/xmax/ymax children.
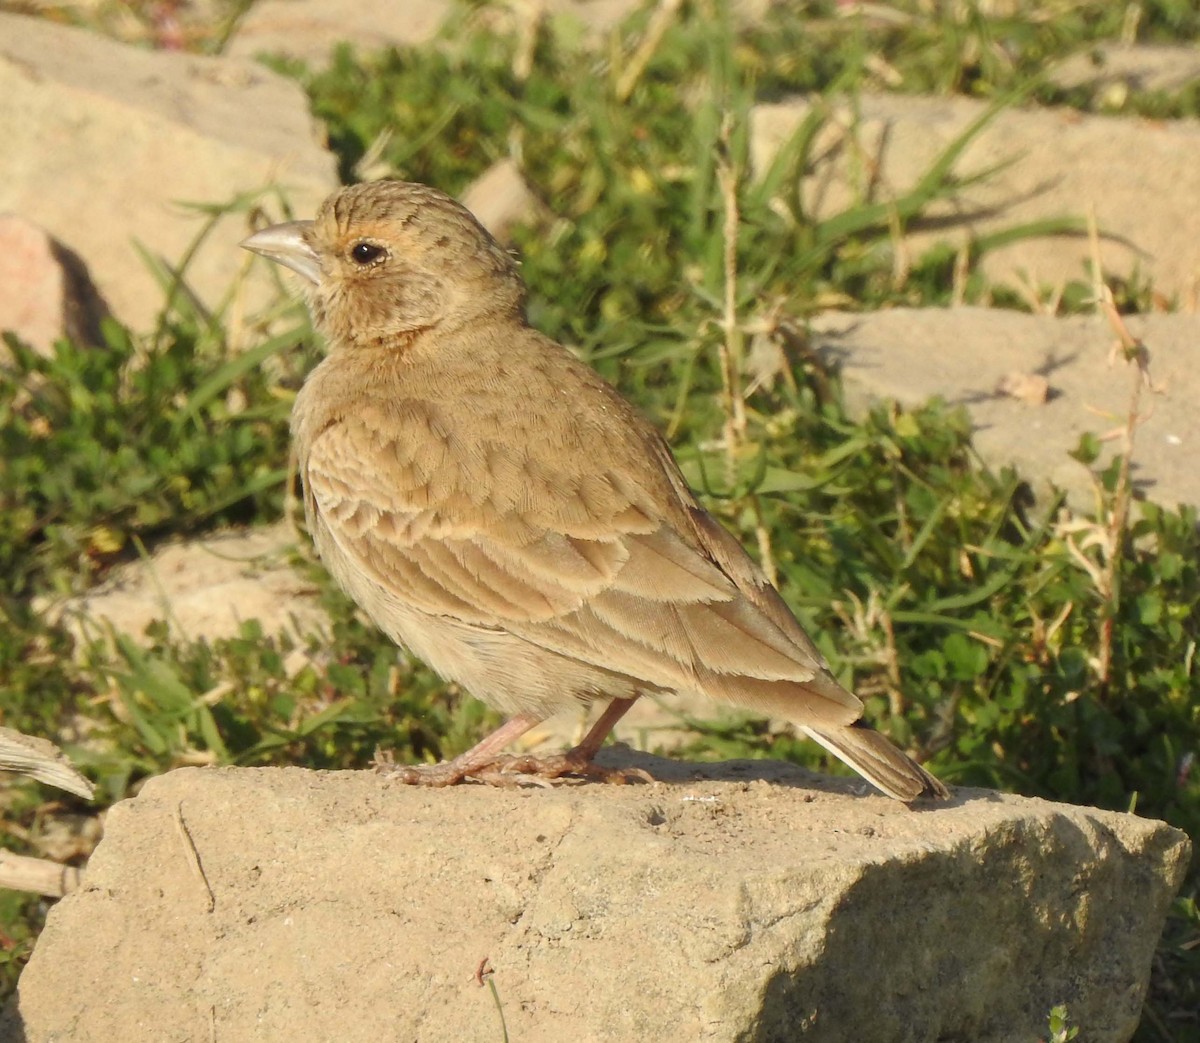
<box><xmin>304</xmin><ymin>400</ymin><xmax>861</xmax><ymax>728</ymax></box>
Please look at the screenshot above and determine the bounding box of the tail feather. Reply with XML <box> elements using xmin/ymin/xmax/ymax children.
<box><xmin>801</xmin><ymin>721</ymin><xmax>948</xmax><ymax>802</ymax></box>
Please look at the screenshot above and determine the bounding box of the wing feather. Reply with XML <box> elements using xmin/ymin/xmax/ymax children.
<box><xmin>303</xmin><ymin>403</ymin><xmax>860</xmax><ymax>726</ymax></box>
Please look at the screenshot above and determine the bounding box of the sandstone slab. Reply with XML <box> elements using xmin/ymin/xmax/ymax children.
<box><xmin>810</xmin><ymin>307</ymin><xmax>1200</xmax><ymax>512</ymax></box>
<box><xmin>227</xmin><ymin>0</ymin><xmax>453</xmax><ymax>64</ymax></box>
<box><xmin>752</xmin><ymin>93</ymin><xmax>1200</xmax><ymax>299</ymax></box>
<box><xmin>43</xmin><ymin>523</ymin><xmax>327</xmax><ymax>648</ymax></box>
<box><xmin>226</xmin><ymin>0</ymin><xmax>645</xmax><ymax>66</ymax></box>
<box><xmin>460</xmin><ymin>157</ymin><xmax>540</xmax><ymax>242</ymax></box>
<box><xmin>1050</xmin><ymin>43</ymin><xmax>1200</xmax><ymax>99</ymax></box>
<box><xmin>0</xmin><ymin>13</ymin><xmax>338</xmax><ymax>334</ymax></box>
<box><xmin>5</xmin><ymin>759</ymin><xmax>1188</xmax><ymax>1042</ymax></box>
<box><xmin>228</xmin><ymin>0</ymin><xmax>772</xmax><ymax>66</ymax></box>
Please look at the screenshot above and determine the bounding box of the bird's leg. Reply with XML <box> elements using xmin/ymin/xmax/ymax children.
<box><xmin>567</xmin><ymin>696</ymin><xmax>641</xmax><ymax>764</ymax></box>
<box><xmin>489</xmin><ymin>697</ymin><xmax>652</xmax><ymax>784</ymax></box>
<box><xmin>374</xmin><ymin>713</ymin><xmax>544</xmax><ymax>787</ymax></box>
<box><xmin>376</xmin><ymin>699</ymin><xmax>652</xmax><ymax>787</ymax></box>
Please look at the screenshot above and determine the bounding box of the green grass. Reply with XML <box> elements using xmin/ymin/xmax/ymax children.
<box><xmin>3</xmin><ymin>0</ymin><xmax>1199</xmax><ymax>1035</ymax></box>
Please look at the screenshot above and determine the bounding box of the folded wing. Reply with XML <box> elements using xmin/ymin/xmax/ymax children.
<box><xmin>303</xmin><ymin>401</ymin><xmax>862</xmax><ymax>731</ymax></box>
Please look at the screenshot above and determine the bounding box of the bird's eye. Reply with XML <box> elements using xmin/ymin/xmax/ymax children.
<box><xmin>350</xmin><ymin>242</ymin><xmax>385</xmax><ymax>265</ymax></box>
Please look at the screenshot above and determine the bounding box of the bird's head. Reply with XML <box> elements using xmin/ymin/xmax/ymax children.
<box><xmin>241</xmin><ymin>180</ymin><xmax>525</xmax><ymax>350</ymax></box>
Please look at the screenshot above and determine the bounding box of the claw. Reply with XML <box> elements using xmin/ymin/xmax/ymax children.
<box><xmin>376</xmin><ymin>752</ymin><xmax>654</xmax><ymax>788</ymax></box>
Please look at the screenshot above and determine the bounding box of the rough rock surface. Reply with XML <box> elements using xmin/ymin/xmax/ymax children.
<box><xmin>43</xmin><ymin>523</ymin><xmax>327</xmax><ymax>648</ymax></box>
<box><xmin>228</xmin><ymin>0</ymin><xmax>773</xmax><ymax>66</ymax></box>
<box><xmin>752</xmin><ymin>93</ymin><xmax>1200</xmax><ymax>299</ymax></box>
<box><xmin>809</xmin><ymin>308</ymin><xmax>1200</xmax><ymax>512</ymax></box>
<box><xmin>227</xmin><ymin>0</ymin><xmax>454</xmax><ymax>63</ymax></box>
<box><xmin>1050</xmin><ymin>42</ymin><xmax>1200</xmax><ymax>98</ymax></box>
<box><xmin>6</xmin><ymin>759</ymin><xmax>1189</xmax><ymax>1043</ymax></box>
<box><xmin>460</xmin><ymin>158</ymin><xmax>540</xmax><ymax>241</ymax></box>
<box><xmin>0</xmin><ymin>215</ymin><xmax>110</xmax><ymax>356</ymax></box>
<box><xmin>0</xmin><ymin>13</ymin><xmax>338</xmax><ymax>333</ymax></box>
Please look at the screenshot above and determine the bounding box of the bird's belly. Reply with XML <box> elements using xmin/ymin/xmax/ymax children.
<box><xmin>314</xmin><ymin>528</ymin><xmax>640</xmax><ymax>720</ymax></box>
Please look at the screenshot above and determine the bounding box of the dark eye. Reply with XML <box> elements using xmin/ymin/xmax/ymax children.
<box><xmin>350</xmin><ymin>242</ymin><xmax>384</xmax><ymax>265</ymax></box>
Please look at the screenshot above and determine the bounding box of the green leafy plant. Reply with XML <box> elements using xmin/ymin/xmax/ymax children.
<box><xmin>1047</xmin><ymin>1004</ymin><xmax>1080</xmax><ymax>1043</ymax></box>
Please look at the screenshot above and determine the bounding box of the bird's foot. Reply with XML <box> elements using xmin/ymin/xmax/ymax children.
<box><xmin>373</xmin><ymin>748</ymin><xmax>653</xmax><ymax>787</ymax></box>
<box><xmin>475</xmin><ymin>752</ymin><xmax>654</xmax><ymax>787</ymax></box>
<box><xmin>372</xmin><ymin>750</ymin><xmax>475</xmax><ymax>787</ymax></box>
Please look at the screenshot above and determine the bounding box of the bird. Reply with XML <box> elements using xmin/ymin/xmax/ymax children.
<box><xmin>241</xmin><ymin>179</ymin><xmax>948</xmax><ymax>801</ymax></box>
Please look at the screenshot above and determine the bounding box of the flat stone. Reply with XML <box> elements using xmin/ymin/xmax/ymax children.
<box><xmin>0</xmin><ymin>13</ymin><xmax>338</xmax><ymax>334</ymax></box>
<box><xmin>809</xmin><ymin>307</ymin><xmax>1200</xmax><ymax>512</ymax></box>
<box><xmin>227</xmin><ymin>0</ymin><xmax>452</xmax><ymax>64</ymax></box>
<box><xmin>1050</xmin><ymin>43</ymin><xmax>1200</xmax><ymax>98</ymax></box>
<box><xmin>43</xmin><ymin>523</ymin><xmax>327</xmax><ymax>648</ymax></box>
<box><xmin>752</xmin><ymin>93</ymin><xmax>1200</xmax><ymax>299</ymax></box>
<box><xmin>5</xmin><ymin>759</ymin><xmax>1188</xmax><ymax>1042</ymax></box>
<box><xmin>460</xmin><ymin>158</ymin><xmax>539</xmax><ymax>241</ymax></box>
<box><xmin>227</xmin><ymin>0</ymin><xmax>773</xmax><ymax>67</ymax></box>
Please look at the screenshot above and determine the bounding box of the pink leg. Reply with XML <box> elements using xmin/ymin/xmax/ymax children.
<box><xmin>376</xmin><ymin>699</ymin><xmax>651</xmax><ymax>787</ymax></box>
<box><xmin>490</xmin><ymin>697</ymin><xmax>652</xmax><ymax>784</ymax></box>
<box><xmin>571</xmin><ymin>697</ymin><xmax>639</xmax><ymax>761</ymax></box>
<box><xmin>374</xmin><ymin>713</ymin><xmax>543</xmax><ymax>787</ymax></box>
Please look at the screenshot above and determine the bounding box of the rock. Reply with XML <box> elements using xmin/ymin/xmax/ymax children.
<box><xmin>460</xmin><ymin>158</ymin><xmax>539</xmax><ymax>241</ymax></box>
<box><xmin>42</xmin><ymin>523</ymin><xmax>328</xmax><ymax>648</ymax></box>
<box><xmin>0</xmin><ymin>13</ymin><xmax>338</xmax><ymax>334</ymax></box>
<box><xmin>809</xmin><ymin>308</ymin><xmax>1200</xmax><ymax>512</ymax></box>
<box><xmin>0</xmin><ymin>215</ymin><xmax>111</xmax><ymax>356</ymax></box>
<box><xmin>5</xmin><ymin>760</ymin><xmax>1188</xmax><ymax>1042</ymax></box>
<box><xmin>751</xmin><ymin>94</ymin><xmax>1200</xmax><ymax>299</ymax></box>
<box><xmin>227</xmin><ymin>0</ymin><xmax>453</xmax><ymax>65</ymax></box>
<box><xmin>228</xmin><ymin>0</ymin><xmax>774</xmax><ymax>67</ymax></box>
<box><xmin>1050</xmin><ymin>43</ymin><xmax>1200</xmax><ymax>99</ymax></box>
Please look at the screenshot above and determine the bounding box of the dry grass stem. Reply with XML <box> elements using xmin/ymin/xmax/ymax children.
<box><xmin>509</xmin><ymin>0</ymin><xmax>543</xmax><ymax>83</ymax></box>
<box><xmin>0</xmin><ymin>851</ymin><xmax>83</xmax><ymax>898</ymax></box>
<box><xmin>887</xmin><ymin>201</ymin><xmax>910</xmax><ymax>290</ymax></box>
<box><xmin>717</xmin><ymin>149</ymin><xmax>747</xmax><ymax>465</ymax></box>
<box><xmin>951</xmin><ymin>238</ymin><xmax>970</xmax><ymax>307</ymax></box>
<box><xmin>614</xmin><ymin>0</ymin><xmax>683</xmax><ymax>103</ymax></box>
<box><xmin>880</xmin><ymin>610</ymin><xmax>906</xmax><ymax>717</ymax></box>
<box><xmin>752</xmin><ymin>504</ymin><xmax>777</xmax><ymax>587</ymax></box>
<box><xmin>715</xmin><ymin>124</ymin><xmax>777</xmax><ymax>583</ymax></box>
<box><xmin>1078</xmin><ymin>206</ymin><xmax>1155</xmax><ymax>687</ymax></box>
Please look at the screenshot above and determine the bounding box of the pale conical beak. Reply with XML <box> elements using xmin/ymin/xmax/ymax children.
<box><xmin>241</xmin><ymin>220</ymin><xmax>320</xmax><ymax>284</ymax></box>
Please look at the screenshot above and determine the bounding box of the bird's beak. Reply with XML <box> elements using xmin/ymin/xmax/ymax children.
<box><xmin>241</xmin><ymin>220</ymin><xmax>320</xmax><ymax>284</ymax></box>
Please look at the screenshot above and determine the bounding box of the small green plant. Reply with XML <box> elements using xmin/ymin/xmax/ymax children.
<box><xmin>1047</xmin><ymin>1004</ymin><xmax>1080</xmax><ymax>1043</ymax></box>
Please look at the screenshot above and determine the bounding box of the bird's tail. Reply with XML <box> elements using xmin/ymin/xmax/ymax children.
<box><xmin>801</xmin><ymin>721</ymin><xmax>948</xmax><ymax>802</ymax></box>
